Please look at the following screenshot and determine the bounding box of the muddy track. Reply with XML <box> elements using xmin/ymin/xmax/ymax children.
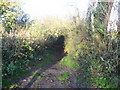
<box><xmin>15</xmin><ymin>50</ymin><xmax>80</xmax><ymax>88</ymax></box>
<box><xmin>15</xmin><ymin>38</ymin><xmax>80</xmax><ymax>88</ymax></box>
<box><xmin>30</xmin><ymin>61</ymin><xmax>79</xmax><ymax>88</ymax></box>
<box><xmin>16</xmin><ymin>50</ymin><xmax>67</xmax><ymax>88</ymax></box>
<box><xmin>23</xmin><ymin>52</ymin><xmax>67</xmax><ymax>88</ymax></box>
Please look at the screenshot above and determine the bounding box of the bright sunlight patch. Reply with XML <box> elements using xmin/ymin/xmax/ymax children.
<box><xmin>60</xmin><ymin>56</ymin><xmax>79</xmax><ymax>69</ymax></box>
<box><xmin>57</xmin><ymin>71</ymin><xmax>71</xmax><ymax>80</ymax></box>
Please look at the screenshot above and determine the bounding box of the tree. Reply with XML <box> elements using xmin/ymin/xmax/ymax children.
<box><xmin>0</xmin><ymin>0</ymin><xmax>29</xmax><ymax>33</ymax></box>
<box><xmin>86</xmin><ymin>1</ymin><xmax>97</xmax><ymax>33</ymax></box>
<box><xmin>94</xmin><ymin>2</ymin><xmax>113</xmax><ymax>30</ymax></box>
<box><xmin>118</xmin><ymin>0</ymin><xmax>120</xmax><ymax>33</ymax></box>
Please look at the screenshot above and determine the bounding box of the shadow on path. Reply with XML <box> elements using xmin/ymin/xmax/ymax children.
<box><xmin>24</xmin><ymin>53</ymin><xmax>67</xmax><ymax>88</ymax></box>
<box><xmin>22</xmin><ymin>35</ymin><xmax>67</xmax><ymax>88</ymax></box>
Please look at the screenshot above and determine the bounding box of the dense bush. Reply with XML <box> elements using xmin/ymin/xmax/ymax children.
<box><xmin>1</xmin><ymin>18</ymin><xmax>73</xmax><ymax>80</ymax></box>
<box><xmin>2</xmin><ymin>30</ymin><xmax>57</xmax><ymax>79</ymax></box>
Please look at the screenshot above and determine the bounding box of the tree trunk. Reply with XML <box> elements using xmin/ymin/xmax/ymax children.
<box><xmin>104</xmin><ymin>2</ymin><xmax>114</xmax><ymax>28</ymax></box>
<box><xmin>118</xmin><ymin>0</ymin><xmax>120</xmax><ymax>33</ymax></box>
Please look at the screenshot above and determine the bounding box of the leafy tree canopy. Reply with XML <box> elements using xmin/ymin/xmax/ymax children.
<box><xmin>0</xmin><ymin>0</ymin><xmax>29</xmax><ymax>33</ymax></box>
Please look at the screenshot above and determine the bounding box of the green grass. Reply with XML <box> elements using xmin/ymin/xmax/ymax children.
<box><xmin>60</xmin><ymin>56</ymin><xmax>79</xmax><ymax>69</ymax></box>
<box><xmin>57</xmin><ymin>71</ymin><xmax>71</xmax><ymax>80</ymax></box>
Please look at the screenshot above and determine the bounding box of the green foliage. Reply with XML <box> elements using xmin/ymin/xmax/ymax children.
<box><xmin>2</xmin><ymin>33</ymin><xmax>55</xmax><ymax>77</ymax></box>
<box><xmin>57</xmin><ymin>71</ymin><xmax>71</xmax><ymax>80</ymax></box>
<box><xmin>0</xmin><ymin>0</ymin><xmax>19</xmax><ymax>32</ymax></box>
<box><xmin>79</xmin><ymin>2</ymin><xmax>119</xmax><ymax>88</ymax></box>
<box><xmin>7</xmin><ymin>62</ymin><xmax>17</xmax><ymax>75</ymax></box>
<box><xmin>0</xmin><ymin>0</ymin><xmax>28</xmax><ymax>33</ymax></box>
<box><xmin>2</xmin><ymin>23</ymin><xmax>58</xmax><ymax>88</ymax></box>
<box><xmin>2</xmin><ymin>70</ymin><xmax>29</xmax><ymax>88</ymax></box>
<box><xmin>91</xmin><ymin>77</ymin><xmax>118</xmax><ymax>88</ymax></box>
